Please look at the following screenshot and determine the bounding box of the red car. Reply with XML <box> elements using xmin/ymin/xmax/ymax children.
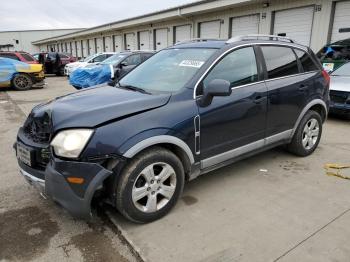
<box><xmin>32</xmin><ymin>52</ymin><xmax>77</xmax><ymax>75</ymax></box>
<box><xmin>0</xmin><ymin>51</ymin><xmax>38</xmax><ymax>64</ymax></box>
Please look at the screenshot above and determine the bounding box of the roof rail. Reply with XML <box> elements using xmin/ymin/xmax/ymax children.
<box><xmin>174</xmin><ymin>38</ymin><xmax>222</xmax><ymax>45</ymax></box>
<box><xmin>226</xmin><ymin>34</ymin><xmax>295</xmax><ymax>44</ymax></box>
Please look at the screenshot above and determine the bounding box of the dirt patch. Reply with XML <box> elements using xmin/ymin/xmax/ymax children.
<box><xmin>0</xmin><ymin>206</ymin><xmax>59</xmax><ymax>261</ymax></box>
<box><xmin>182</xmin><ymin>195</ymin><xmax>198</xmax><ymax>206</ymax></box>
<box><xmin>70</xmin><ymin>231</ymin><xmax>127</xmax><ymax>262</ymax></box>
<box><xmin>58</xmin><ymin>216</ymin><xmax>129</xmax><ymax>262</ymax></box>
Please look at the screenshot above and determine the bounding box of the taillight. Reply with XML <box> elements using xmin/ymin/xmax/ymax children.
<box><xmin>322</xmin><ymin>70</ymin><xmax>330</xmax><ymax>86</ymax></box>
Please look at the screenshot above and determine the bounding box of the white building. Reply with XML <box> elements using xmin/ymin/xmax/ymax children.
<box><xmin>0</xmin><ymin>28</ymin><xmax>84</xmax><ymax>53</ymax></box>
<box><xmin>32</xmin><ymin>0</ymin><xmax>350</xmax><ymax>58</ymax></box>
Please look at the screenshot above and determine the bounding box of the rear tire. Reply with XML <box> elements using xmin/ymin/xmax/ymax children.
<box><xmin>116</xmin><ymin>147</ymin><xmax>184</xmax><ymax>223</ymax></box>
<box><xmin>56</xmin><ymin>66</ymin><xmax>64</xmax><ymax>76</ymax></box>
<box><xmin>286</xmin><ymin>110</ymin><xmax>322</xmax><ymax>156</ymax></box>
<box><xmin>12</xmin><ymin>73</ymin><xmax>32</xmax><ymax>91</ymax></box>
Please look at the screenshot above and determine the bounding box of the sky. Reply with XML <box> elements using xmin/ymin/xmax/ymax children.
<box><xmin>0</xmin><ymin>0</ymin><xmax>198</xmax><ymax>31</ymax></box>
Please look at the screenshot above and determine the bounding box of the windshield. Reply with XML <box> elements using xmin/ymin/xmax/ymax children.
<box><xmin>101</xmin><ymin>54</ymin><xmax>127</xmax><ymax>65</ymax></box>
<box><xmin>82</xmin><ymin>54</ymin><xmax>97</xmax><ymax>62</ymax></box>
<box><xmin>119</xmin><ymin>48</ymin><xmax>216</xmax><ymax>93</ymax></box>
<box><xmin>331</xmin><ymin>62</ymin><xmax>350</xmax><ymax>76</ymax></box>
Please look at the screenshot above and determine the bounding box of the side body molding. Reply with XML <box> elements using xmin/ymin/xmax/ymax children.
<box><xmin>291</xmin><ymin>99</ymin><xmax>328</xmax><ymax>138</ymax></box>
<box><xmin>123</xmin><ymin>135</ymin><xmax>195</xmax><ymax>164</ymax></box>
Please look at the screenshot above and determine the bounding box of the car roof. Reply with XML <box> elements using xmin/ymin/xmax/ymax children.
<box><xmin>169</xmin><ymin>35</ymin><xmax>308</xmax><ymax>51</ymax></box>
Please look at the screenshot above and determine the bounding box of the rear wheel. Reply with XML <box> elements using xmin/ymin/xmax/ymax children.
<box><xmin>56</xmin><ymin>66</ymin><xmax>65</xmax><ymax>76</ymax></box>
<box><xmin>12</xmin><ymin>73</ymin><xmax>32</xmax><ymax>91</ymax></box>
<box><xmin>286</xmin><ymin>110</ymin><xmax>322</xmax><ymax>156</ymax></box>
<box><xmin>116</xmin><ymin>147</ymin><xmax>184</xmax><ymax>223</ymax></box>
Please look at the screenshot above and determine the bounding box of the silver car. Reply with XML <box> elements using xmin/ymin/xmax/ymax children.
<box><xmin>329</xmin><ymin>62</ymin><xmax>350</xmax><ymax>118</ymax></box>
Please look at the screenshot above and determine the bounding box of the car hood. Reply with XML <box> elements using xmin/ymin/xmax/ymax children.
<box><xmin>66</xmin><ymin>61</ymin><xmax>87</xmax><ymax>68</ymax></box>
<box><xmin>330</xmin><ymin>76</ymin><xmax>350</xmax><ymax>92</ymax></box>
<box><xmin>32</xmin><ymin>85</ymin><xmax>171</xmax><ymax>131</ymax></box>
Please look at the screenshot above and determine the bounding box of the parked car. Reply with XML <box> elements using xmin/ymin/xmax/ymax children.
<box><xmin>15</xmin><ymin>35</ymin><xmax>329</xmax><ymax>223</ymax></box>
<box><xmin>64</xmin><ymin>52</ymin><xmax>116</xmax><ymax>76</ymax></box>
<box><xmin>329</xmin><ymin>62</ymin><xmax>350</xmax><ymax>118</ymax></box>
<box><xmin>317</xmin><ymin>38</ymin><xmax>350</xmax><ymax>72</ymax></box>
<box><xmin>0</xmin><ymin>51</ymin><xmax>38</xmax><ymax>64</ymax></box>
<box><xmin>69</xmin><ymin>51</ymin><xmax>154</xmax><ymax>89</ymax></box>
<box><xmin>32</xmin><ymin>52</ymin><xmax>76</xmax><ymax>76</ymax></box>
<box><xmin>0</xmin><ymin>57</ymin><xmax>44</xmax><ymax>90</ymax></box>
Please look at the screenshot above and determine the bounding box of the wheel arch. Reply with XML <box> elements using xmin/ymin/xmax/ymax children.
<box><xmin>123</xmin><ymin>135</ymin><xmax>194</xmax><ymax>180</ymax></box>
<box><xmin>291</xmin><ymin>99</ymin><xmax>327</xmax><ymax>138</ymax></box>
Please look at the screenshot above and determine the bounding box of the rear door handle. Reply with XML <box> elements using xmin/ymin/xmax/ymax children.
<box><xmin>299</xmin><ymin>84</ymin><xmax>308</xmax><ymax>90</ymax></box>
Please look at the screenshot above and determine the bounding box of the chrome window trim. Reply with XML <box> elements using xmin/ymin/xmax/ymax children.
<box><xmin>263</xmin><ymin>70</ymin><xmax>318</xmax><ymax>83</ymax></box>
<box><xmin>193</xmin><ymin>42</ymin><xmax>310</xmax><ymax>99</ymax></box>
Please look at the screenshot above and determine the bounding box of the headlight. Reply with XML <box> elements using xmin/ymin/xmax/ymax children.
<box><xmin>51</xmin><ymin>129</ymin><xmax>93</xmax><ymax>158</ymax></box>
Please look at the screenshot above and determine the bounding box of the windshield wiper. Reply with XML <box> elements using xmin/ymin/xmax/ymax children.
<box><xmin>117</xmin><ymin>84</ymin><xmax>151</xmax><ymax>94</ymax></box>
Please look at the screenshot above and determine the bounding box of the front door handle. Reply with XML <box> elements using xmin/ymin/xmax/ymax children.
<box><xmin>253</xmin><ymin>95</ymin><xmax>266</xmax><ymax>104</ymax></box>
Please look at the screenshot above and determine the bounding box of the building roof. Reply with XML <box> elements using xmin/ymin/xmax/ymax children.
<box><xmin>32</xmin><ymin>0</ymin><xmax>253</xmax><ymax>44</ymax></box>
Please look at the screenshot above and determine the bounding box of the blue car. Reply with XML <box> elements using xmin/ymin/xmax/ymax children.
<box><xmin>69</xmin><ymin>51</ymin><xmax>154</xmax><ymax>89</ymax></box>
<box><xmin>15</xmin><ymin>35</ymin><xmax>329</xmax><ymax>223</ymax></box>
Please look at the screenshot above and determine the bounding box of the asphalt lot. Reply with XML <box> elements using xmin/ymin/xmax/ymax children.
<box><xmin>1</xmin><ymin>77</ymin><xmax>350</xmax><ymax>262</ymax></box>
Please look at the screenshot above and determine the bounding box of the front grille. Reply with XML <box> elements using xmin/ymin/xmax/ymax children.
<box><xmin>23</xmin><ymin>112</ymin><xmax>52</xmax><ymax>143</ymax></box>
<box><xmin>330</xmin><ymin>90</ymin><xmax>349</xmax><ymax>104</ymax></box>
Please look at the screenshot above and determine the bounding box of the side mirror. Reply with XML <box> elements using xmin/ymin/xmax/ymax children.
<box><xmin>120</xmin><ymin>61</ymin><xmax>128</xmax><ymax>68</ymax></box>
<box><xmin>199</xmin><ymin>79</ymin><xmax>231</xmax><ymax>107</ymax></box>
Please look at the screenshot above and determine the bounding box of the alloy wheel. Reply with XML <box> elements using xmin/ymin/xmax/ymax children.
<box><xmin>14</xmin><ymin>75</ymin><xmax>30</xmax><ymax>89</ymax></box>
<box><xmin>302</xmin><ymin>118</ymin><xmax>319</xmax><ymax>150</ymax></box>
<box><xmin>132</xmin><ymin>162</ymin><xmax>177</xmax><ymax>213</ymax></box>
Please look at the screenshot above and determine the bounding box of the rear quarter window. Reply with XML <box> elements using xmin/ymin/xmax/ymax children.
<box><xmin>261</xmin><ymin>46</ymin><xmax>299</xmax><ymax>79</ymax></box>
<box><xmin>294</xmin><ymin>49</ymin><xmax>319</xmax><ymax>72</ymax></box>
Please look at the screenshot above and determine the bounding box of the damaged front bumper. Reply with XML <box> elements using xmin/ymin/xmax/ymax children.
<box><xmin>17</xmin><ymin>152</ymin><xmax>113</xmax><ymax>219</ymax></box>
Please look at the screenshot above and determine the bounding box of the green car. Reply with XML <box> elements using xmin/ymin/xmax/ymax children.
<box><xmin>317</xmin><ymin>38</ymin><xmax>350</xmax><ymax>73</ymax></box>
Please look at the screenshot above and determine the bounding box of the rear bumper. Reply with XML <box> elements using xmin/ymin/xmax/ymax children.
<box><xmin>17</xmin><ymin>155</ymin><xmax>113</xmax><ymax>219</ymax></box>
<box><xmin>329</xmin><ymin>103</ymin><xmax>350</xmax><ymax>116</ymax></box>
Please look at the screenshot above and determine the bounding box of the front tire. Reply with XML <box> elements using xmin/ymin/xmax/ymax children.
<box><xmin>12</xmin><ymin>73</ymin><xmax>33</xmax><ymax>91</ymax></box>
<box><xmin>286</xmin><ymin>110</ymin><xmax>322</xmax><ymax>156</ymax></box>
<box><xmin>116</xmin><ymin>147</ymin><xmax>184</xmax><ymax>223</ymax></box>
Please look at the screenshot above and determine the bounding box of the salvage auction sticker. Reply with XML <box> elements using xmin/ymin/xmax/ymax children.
<box><xmin>179</xmin><ymin>60</ymin><xmax>205</xmax><ymax>68</ymax></box>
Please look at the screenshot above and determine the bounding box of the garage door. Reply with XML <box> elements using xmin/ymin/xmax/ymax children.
<box><xmin>71</xmin><ymin>42</ymin><xmax>76</xmax><ymax>57</ymax></box>
<box><xmin>125</xmin><ymin>33</ymin><xmax>135</xmax><ymax>50</ymax></box>
<box><xmin>88</xmin><ymin>39</ymin><xmax>95</xmax><ymax>55</ymax></box>
<box><xmin>96</xmin><ymin>38</ymin><xmax>103</xmax><ymax>53</ymax></box>
<box><xmin>154</xmin><ymin>28</ymin><xmax>168</xmax><ymax>50</ymax></box>
<box><xmin>199</xmin><ymin>20</ymin><xmax>221</xmax><ymax>38</ymax></box>
<box><xmin>77</xmin><ymin>41</ymin><xmax>82</xmax><ymax>58</ymax></box>
<box><xmin>82</xmin><ymin>40</ymin><xmax>88</xmax><ymax>57</ymax></box>
<box><xmin>231</xmin><ymin>14</ymin><xmax>260</xmax><ymax>37</ymax></box>
<box><xmin>331</xmin><ymin>1</ymin><xmax>350</xmax><ymax>42</ymax></box>
<box><xmin>113</xmin><ymin>35</ymin><xmax>122</xmax><ymax>52</ymax></box>
<box><xmin>273</xmin><ymin>6</ymin><xmax>314</xmax><ymax>46</ymax></box>
<box><xmin>174</xmin><ymin>25</ymin><xmax>192</xmax><ymax>43</ymax></box>
<box><xmin>104</xmin><ymin>36</ymin><xmax>112</xmax><ymax>52</ymax></box>
<box><xmin>138</xmin><ymin>31</ymin><xmax>150</xmax><ymax>50</ymax></box>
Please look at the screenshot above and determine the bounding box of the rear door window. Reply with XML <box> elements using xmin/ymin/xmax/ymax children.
<box><xmin>261</xmin><ymin>46</ymin><xmax>299</xmax><ymax>79</ymax></box>
<box><xmin>294</xmin><ymin>49</ymin><xmax>319</xmax><ymax>72</ymax></box>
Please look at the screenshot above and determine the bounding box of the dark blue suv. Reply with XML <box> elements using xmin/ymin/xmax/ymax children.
<box><xmin>15</xmin><ymin>35</ymin><xmax>330</xmax><ymax>223</ymax></box>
